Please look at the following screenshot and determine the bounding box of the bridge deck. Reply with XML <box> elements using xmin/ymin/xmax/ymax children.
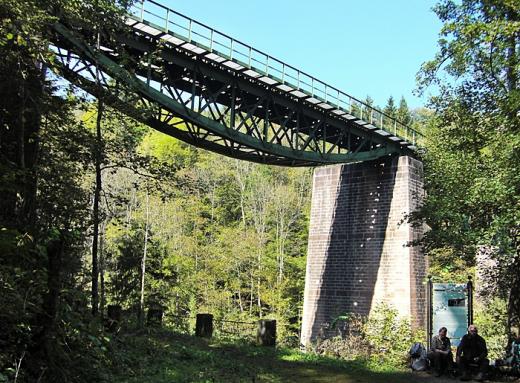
<box><xmin>49</xmin><ymin>0</ymin><xmax>422</xmax><ymax>166</ymax></box>
<box><xmin>128</xmin><ymin>0</ymin><xmax>422</xmax><ymax>149</ymax></box>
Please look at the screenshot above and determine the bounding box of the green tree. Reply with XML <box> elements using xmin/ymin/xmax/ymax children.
<box><xmin>415</xmin><ymin>0</ymin><xmax>520</xmax><ymax>332</ymax></box>
<box><xmin>396</xmin><ymin>97</ymin><xmax>412</xmax><ymax>126</ymax></box>
<box><xmin>0</xmin><ymin>0</ymin><xmax>134</xmax><ymax>380</ymax></box>
<box><xmin>383</xmin><ymin>96</ymin><xmax>397</xmax><ymax>118</ymax></box>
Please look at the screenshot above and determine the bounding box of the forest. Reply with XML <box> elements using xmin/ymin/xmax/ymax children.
<box><xmin>0</xmin><ymin>0</ymin><xmax>518</xmax><ymax>382</ymax></box>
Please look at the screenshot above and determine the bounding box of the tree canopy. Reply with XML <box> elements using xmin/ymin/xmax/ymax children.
<box><xmin>415</xmin><ymin>0</ymin><xmax>519</xmax><ymax>330</ymax></box>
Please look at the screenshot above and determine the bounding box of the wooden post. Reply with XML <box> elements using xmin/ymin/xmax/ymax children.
<box><xmin>195</xmin><ymin>313</ymin><xmax>213</xmax><ymax>338</ymax></box>
<box><xmin>147</xmin><ymin>308</ymin><xmax>163</xmax><ymax>326</ymax></box>
<box><xmin>257</xmin><ymin>319</ymin><xmax>276</xmax><ymax>346</ymax></box>
<box><xmin>106</xmin><ymin>304</ymin><xmax>122</xmax><ymax>332</ymax></box>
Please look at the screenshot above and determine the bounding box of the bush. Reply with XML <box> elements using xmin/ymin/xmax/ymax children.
<box><xmin>474</xmin><ymin>298</ymin><xmax>509</xmax><ymax>360</ymax></box>
<box><xmin>312</xmin><ymin>303</ymin><xmax>424</xmax><ymax>370</ymax></box>
<box><xmin>314</xmin><ymin>313</ymin><xmax>371</xmax><ymax>361</ymax></box>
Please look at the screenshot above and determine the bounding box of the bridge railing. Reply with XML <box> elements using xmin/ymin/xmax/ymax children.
<box><xmin>129</xmin><ymin>0</ymin><xmax>422</xmax><ymax>147</ymax></box>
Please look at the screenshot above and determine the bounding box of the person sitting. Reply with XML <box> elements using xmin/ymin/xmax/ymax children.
<box><xmin>456</xmin><ymin>324</ymin><xmax>489</xmax><ymax>381</ymax></box>
<box><xmin>428</xmin><ymin>326</ymin><xmax>454</xmax><ymax>377</ymax></box>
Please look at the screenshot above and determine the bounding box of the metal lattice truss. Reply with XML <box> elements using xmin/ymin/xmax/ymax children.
<box><xmin>50</xmin><ymin>22</ymin><xmax>415</xmax><ymax>166</ymax></box>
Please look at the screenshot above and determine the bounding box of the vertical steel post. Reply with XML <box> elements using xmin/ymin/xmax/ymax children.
<box><xmin>140</xmin><ymin>0</ymin><xmax>145</xmax><ymax>21</ymax></box>
<box><xmin>146</xmin><ymin>55</ymin><xmax>151</xmax><ymax>86</ymax></box>
<box><xmin>230</xmin><ymin>81</ymin><xmax>236</xmax><ymax>129</ymax></box>
<box><xmin>467</xmin><ymin>276</ymin><xmax>474</xmax><ymax>326</ymax></box>
<box><xmin>263</xmin><ymin>98</ymin><xmax>269</xmax><ymax>142</ymax></box>
<box><xmin>210</xmin><ymin>29</ymin><xmax>214</xmax><ymax>52</ymax></box>
<box><xmin>322</xmin><ymin>123</ymin><xmax>326</xmax><ymax>155</ymax></box>
<box><xmin>427</xmin><ymin>275</ymin><xmax>433</xmax><ymax>350</ymax></box>
<box><xmin>295</xmin><ymin>109</ymin><xmax>300</xmax><ymax>150</ymax></box>
<box><xmin>165</xmin><ymin>9</ymin><xmax>169</xmax><ymax>32</ymax></box>
<box><xmin>188</xmin><ymin>19</ymin><xmax>192</xmax><ymax>42</ymax></box>
<box><xmin>190</xmin><ymin>70</ymin><xmax>197</xmax><ymax>110</ymax></box>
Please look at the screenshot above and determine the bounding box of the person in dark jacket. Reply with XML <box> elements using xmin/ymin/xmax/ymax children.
<box><xmin>428</xmin><ymin>327</ymin><xmax>453</xmax><ymax>377</ymax></box>
<box><xmin>456</xmin><ymin>324</ymin><xmax>489</xmax><ymax>381</ymax></box>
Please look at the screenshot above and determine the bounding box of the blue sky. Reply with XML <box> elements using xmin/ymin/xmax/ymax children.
<box><xmin>159</xmin><ymin>0</ymin><xmax>443</xmax><ymax>109</ymax></box>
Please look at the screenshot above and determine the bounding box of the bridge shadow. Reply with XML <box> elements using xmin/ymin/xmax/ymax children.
<box><xmin>308</xmin><ymin>154</ymin><xmax>399</xmax><ymax>339</ymax></box>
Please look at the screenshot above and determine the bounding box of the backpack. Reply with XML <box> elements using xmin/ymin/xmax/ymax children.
<box><xmin>409</xmin><ymin>342</ymin><xmax>426</xmax><ymax>359</ymax></box>
<box><xmin>409</xmin><ymin>342</ymin><xmax>429</xmax><ymax>371</ymax></box>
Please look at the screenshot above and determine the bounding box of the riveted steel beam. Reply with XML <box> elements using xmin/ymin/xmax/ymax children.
<box><xmin>51</xmin><ymin>22</ymin><xmax>412</xmax><ymax>166</ymax></box>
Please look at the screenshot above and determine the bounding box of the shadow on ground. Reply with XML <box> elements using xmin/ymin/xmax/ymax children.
<box><xmin>110</xmin><ymin>329</ymin><xmax>497</xmax><ymax>383</ymax></box>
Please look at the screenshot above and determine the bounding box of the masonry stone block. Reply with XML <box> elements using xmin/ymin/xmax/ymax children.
<box><xmin>300</xmin><ymin>155</ymin><xmax>426</xmax><ymax>346</ymax></box>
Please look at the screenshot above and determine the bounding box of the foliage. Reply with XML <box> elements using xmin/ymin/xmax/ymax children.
<box><xmin>0</xmin><ymin>0</ymin><xmax>428</xmax><ymax>381</ymax></box>
<box><xmin>314</xmin><ymin>304</ymin><xmax>424</xmax><ymax>370</ymax></box>
<box><xmin>474</xmin><ymin>298</ymin><xmax>509</xmax><ymax>361</ymax></box>
<box><xmin>412</xmin><ymin>0</ymin><xmax>520</xmax><ymax>329</ymax></box>
<box><xmin>0</xmin><ymin>0</ymin><xmax>137</xmax><ymax>381</ymax></box>
<box><xmin>97</xmin><ymin>143</ymin><xmax>312</xmax><ymax>343</ymax></box>
<box><xmin>364</xmin><ymin>304</ymin><xmax>421</xmax><ymax>367</ymax></box>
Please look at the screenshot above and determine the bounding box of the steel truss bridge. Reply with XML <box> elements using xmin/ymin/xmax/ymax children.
<box><xmin>51</xmin><ymin>0</ymin><xmax>422</xmax><ymax>166</ymax></box>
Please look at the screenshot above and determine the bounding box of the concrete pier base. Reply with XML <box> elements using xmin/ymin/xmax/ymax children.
<box><xmin>300</xmin><ymin>155</ymin><xmax>426</xmax><ymax>346</ymax></box>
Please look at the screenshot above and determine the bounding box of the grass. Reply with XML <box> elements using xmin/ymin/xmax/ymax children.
<box><xmin>105</xmin><ymin>328</ymin><xmax>453</xmax><ymax>383</ymax></box>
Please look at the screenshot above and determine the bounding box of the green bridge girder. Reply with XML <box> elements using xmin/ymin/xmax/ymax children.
<box><xmin>50</xmin><ymin>0</ymin><xmax>422</xmax><ymax>166</ymax></box>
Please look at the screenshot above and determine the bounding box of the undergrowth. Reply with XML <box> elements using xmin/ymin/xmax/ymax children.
<box><xmin>311</xmin><ymin>303</ymin><xmax>424</xmax><ymax>371</ymax></box>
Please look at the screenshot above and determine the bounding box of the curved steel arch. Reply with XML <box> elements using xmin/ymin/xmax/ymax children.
<box><xmin>51</xmin><ymin>21</ymin><xmax>416</xmax><ymax>166</ymax></box>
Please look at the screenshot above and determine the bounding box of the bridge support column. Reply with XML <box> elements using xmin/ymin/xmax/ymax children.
<box><xmin>300</xmin><ymin>155</ymin><xmax>426</xmax><ymax>347</ymax></box>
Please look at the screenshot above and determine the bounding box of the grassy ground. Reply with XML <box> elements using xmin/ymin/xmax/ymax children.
<box><xmin>106</xmin><ymin>328</ymin><xmax>464</xmax><ymax>383</ymax></box>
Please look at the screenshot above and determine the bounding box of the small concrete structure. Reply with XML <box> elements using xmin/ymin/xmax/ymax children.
<box><xmin>300</xmin><ymin>155</ymin><xmax>426</xmax><ymax>346</ymax></box>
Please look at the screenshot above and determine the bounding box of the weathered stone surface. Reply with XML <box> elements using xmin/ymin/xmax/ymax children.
<box><xmin>300</xmin><ymin>155</ymin><xmax>426</xmax><ymax>346</ymax></box>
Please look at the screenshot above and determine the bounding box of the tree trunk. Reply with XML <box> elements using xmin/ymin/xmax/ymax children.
<box><xmin>99</xmin><ymin>221</ymin><xmax>106</xmax><ymax>316</ymax></box>
<box><xmin>249</xmin><ymin>271</ymin><xmax>254</xmax><ymax>315</ymax></box>
<box><xmin>91</xmin><ymin>97</ymin><xmax>103</xmax><ymax>316</ymax></box>
<box><xmin>139</xmin><ymin>189</ymin><xmax>150</xmax><ymax>327</ymax></box>
<box><xmin>0</xmin><ymin>51</ymin><xmax>43</xmax><ymax>230</ymax></box>
<box><xmin>234</xmin><ymin>160</ymin><xmax>248</xmax><ymax>228</ymax></box>
<box><xmin>237</xmin><ymin>287</ymin><xmax>244</xmax><ymax>313</ymax></box>
<box><xmin>508</xmin><ymin>234</ymin><xmax>520</xmax><ymax>335</ymax></box>
<box><xmin>30</xmin><ymin>238</ymin><xmax>64</xmax><ymax>379</ymax></box>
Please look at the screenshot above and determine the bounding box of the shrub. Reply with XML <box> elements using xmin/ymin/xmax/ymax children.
<box><xmin>474</xmin><ymin>298</ymin><xmax>509</xmax><ymax>360</ymax></box>
<box><xmin>312</xmin><ymin>303</ymin><xmax>424</xmax><ymax>370</ymax></box>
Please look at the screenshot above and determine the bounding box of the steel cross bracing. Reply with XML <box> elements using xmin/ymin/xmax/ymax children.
<box><xmin>49</xmin><ymin>1</ymin><xmax>422</xmax><ymax>166</ymax></box>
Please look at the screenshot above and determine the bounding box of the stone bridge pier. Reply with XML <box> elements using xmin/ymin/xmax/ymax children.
<box><xmin>300</xmin><ymin>155</ymin><xmax>426</xmax><ymax>346</ymax></box>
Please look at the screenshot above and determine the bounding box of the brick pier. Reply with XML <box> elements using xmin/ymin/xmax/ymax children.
<box><xmin>300</xmin><ymin>155</ymin><xmax>426</xmax><ymax>346</ymax></box>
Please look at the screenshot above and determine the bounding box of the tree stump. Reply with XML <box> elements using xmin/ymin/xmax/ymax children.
<box><xmin>257</xmin><ymin>319</ymin><xmax>276</xmax><ymax>346</ymax></box>
<box><xmin>147</xmin><ymin>308</ymin><xmax>163</xmax><ymax>326</ymax></box>
<box><xmin>195</xmin><ymin>313</ymin><xmax>213</xmax><ymax>338</ymax></box>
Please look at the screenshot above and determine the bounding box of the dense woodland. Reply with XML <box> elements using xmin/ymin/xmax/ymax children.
<box><xmin>0</xmin><ymin>0</ymin><xmax>519</xmax><ymax>381</ymax></box>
